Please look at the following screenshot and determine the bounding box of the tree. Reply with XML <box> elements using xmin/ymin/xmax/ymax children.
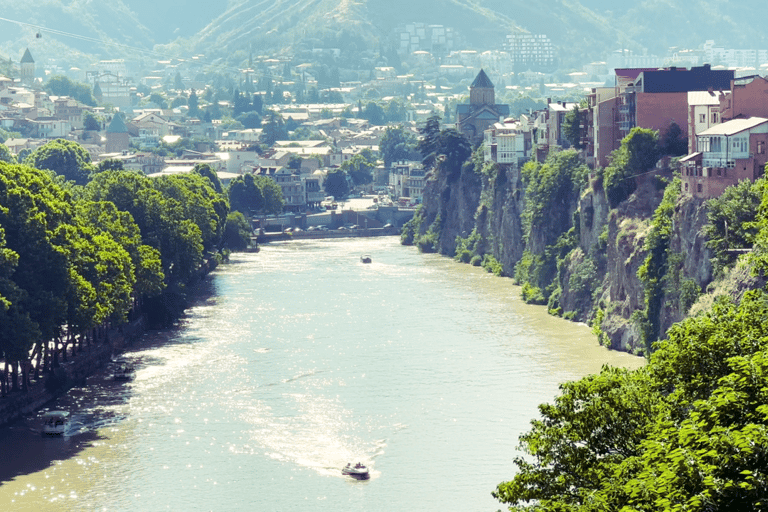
<box><xmin>495</xmin><ymin>289</ymin><xmax>768</xmax><ymax>512</ymax></box>
<box><xmin>25</xmin><ymin>139</ymin><xmax>95</xmax><ymax>185</ymax></box>
<box><xmin>222</xmin><ymin>211</ymin><xmax>252</xmax><ymax>251</ymax></box>
<box><xmin>192</xmin><ymin>163</ymin><xmax>224</xmax><ymax>195</ymax></box>
<box><xmin>436</xmin><ymin>128</ymin><xmax>472</xmax><ymax>179</ymax></box>
<box><xmin>188</xmin><ymin>90</ymin><xmax>199</xmax><ymax>117</ymax></box>
<box><xmin>228</xmin><ymin>174</ymin><xmax>284</xmax><ymax>215</ymax></box>
<box><xmin>562</xmin><ymin>102</ymin><xmax>588</xmax><ymax>150</ymax></box>
<box><xmin>44</xmin><ymin>75</ymin><xmax>96</xmax><ymax>106</ymax></box>
<box><xmin>340</xmin><ymin>154</ymin><xmax>374</xmax><ymax>186</ymax></box>
<box><xmin>287</xmin><ymin>155</ymin><xmax>302</xmax><ymax>172</ymax></box>
<box><xmin>96</xmin><ymin>159</ymin><xmax>125</xmax><ymax>173</ymax></box>
<box><xmin>324</xmin><ymin>169</ymin><xmax>350</xmax><ymax>199</ymax></box>
<box><xmin>260</xmin><ymin>113</ymin><xmax>288</xmax><ymax>146</ymax></box>
<box><xmin>416</xmin><ymin>115</ymin><xmax>442</xmax><ymax>169</ymax></box>
<box><xmin>237</xmin><ymin>111</ymin><xmax>261</xmax><ymax>129</ymax></box>
<box><xmin>379</xmin><ymin>125</ymin><xmax>418</xmax><ymax>168</ymax></box>
<box><xmin>659</xmin><ymin>122</ymin><xmax>688</xmax><ymax>156</ymax></box>
<box><xmin>362</xmin><ymin>102</ymin><xmax>386</xmax><ymax>125</ymax></box>
<box><xmin>603</xmin><ymin>127</ymin><xmax>659</xmax><ymax>208</ymax></box>
<box><xmin>0</xmin><ymin>144</ymin><xmax>16</xmax><ymax>164</ymax></box>
<box><xmin>83</xmin><ymin>111</ymin><xmax>100</xmax><ymax>131</ymax></box>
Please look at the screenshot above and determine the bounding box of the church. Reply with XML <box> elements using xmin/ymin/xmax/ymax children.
<box><xmin>456</xmin><ymin>69</ymin><xmax>510</xmax><ymax>146</ymax></box>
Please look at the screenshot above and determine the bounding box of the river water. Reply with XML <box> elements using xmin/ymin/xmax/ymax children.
<box><xmin>0</xmin><ymin>237</ymin><xmax>644</xmax><ymax>511</ymax></box>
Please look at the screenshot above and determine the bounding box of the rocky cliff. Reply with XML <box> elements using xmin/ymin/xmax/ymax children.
<box><xmin>406</xmin><ymin>152</ymin><xmax>714</xmax><ymax>355</ymax></box>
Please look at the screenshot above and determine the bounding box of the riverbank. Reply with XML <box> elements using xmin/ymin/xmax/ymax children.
<box><xmin>0</xmin><ymin>259</ymin><xmax>219</xmax><ymax>429</ymax></box>
<box><xmin>0</xmin><ymin>317</ymin><xmax>146</xmax><ymax>429</ymax></box>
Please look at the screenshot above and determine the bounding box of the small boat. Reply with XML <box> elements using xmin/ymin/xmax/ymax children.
<box><xmin>342</xmin><ymin>462</ymin><xmax>370</xmax><ymax>479</ymax></box>
<box><xmin>42</xmin><ymin>411</ymin><xmax>70</xmax><ymax>435</ymax></box>
<box><xmin>113</xmin><ymin>364</ymin><xmax>135</xmax><ymax>381</ymax></box>
<box><xmin>360</xmin><ymin>255</ymin><xmax>372</xmax><ymax>264</ymax></box>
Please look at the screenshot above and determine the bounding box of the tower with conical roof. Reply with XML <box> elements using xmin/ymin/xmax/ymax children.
<box><xmin>470</xmin><ymin>69</ymin><xmax>495</xmax><ymax>105</ymax></box>
<box><xmin>105</xmin><ymin>113</ymin><xmax>130</xmax><ymax>154</ymax></box>
<box><xmin>20</xmin><ymin>48</ymin><xmax>35</xmax><ymax>85</ymax></box>
<box><xmin>456</xmin><ymin>69</ymin><xmax>510</xmax><ymax>146</ymax></box>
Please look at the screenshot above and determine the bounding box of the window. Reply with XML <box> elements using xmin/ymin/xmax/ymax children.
<box><xmin>699</xmin><ymin>113</ymin><xmax>706</xmax><ymax>123</ymax></box>
<box><xmin>712</xmin><ymin>113</ymin><xmax>719</xmax><ymax>124</ymax></box>
<box><xmin>698</xmin><ymin>183</ymin><xmax>703</xmax><ymax>193</ymax></box>
<box><xmin>759</xmin><ymin>141</ymin><xmax>765</xmax><ymax>154</ymax></box>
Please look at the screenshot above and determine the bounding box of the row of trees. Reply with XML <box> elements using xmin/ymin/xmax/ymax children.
<box><xmin>0</xmin><ymin>139</ymin><xmax>276</xmax><ymax>394</ymax></box>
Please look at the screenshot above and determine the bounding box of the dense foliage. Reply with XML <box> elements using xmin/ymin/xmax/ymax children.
<box><xmin>603</xmin><ymin>127</ymin><xmax>659</xmax><ymax>208</ymax></box>
<box><xmin>228</xmin><ymin>174</ymin><xmax>284</xmax><ymax>216</ymax></box>
<box><xmin>495</xmin><ymin>289</ymin><xmax>768</xmax><ymax>511</ymax></box>
<box><xmin>0</xmin><ymin>156</ymin><xmax>231</xmax><ymax>392</ymax></box>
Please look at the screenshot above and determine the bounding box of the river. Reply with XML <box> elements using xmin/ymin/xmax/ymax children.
<box><xmin>0</xmin><ymin>237</ymin><xmax>644</xmax><ymax>511</ymax></box>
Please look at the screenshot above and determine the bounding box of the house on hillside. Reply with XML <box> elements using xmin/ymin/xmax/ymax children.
<box><xmin>681</xmin><ymin>117</ymin><xmax>768</xmax><ymax>198</ymax></box>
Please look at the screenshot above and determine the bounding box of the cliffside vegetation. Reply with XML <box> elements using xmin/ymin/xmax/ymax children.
<box><xmin>403</xmin><ymin>118</ymin><xmax>768</xmax><ymax>510</ymax></box>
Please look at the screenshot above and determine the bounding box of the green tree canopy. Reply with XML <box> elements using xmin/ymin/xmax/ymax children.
<box><xmin>25</xmin><ymin>139</ymin><xmax>95</xmax><ymax>186</ymax></box>
<box><xmin>340</xmin><ymin>154</ymin><xmax>374</xmax><ymax>186</ymax></box>
<box><xmin>495</xmin><ymin>289</ymin><xmax>768</xmax><ymax>512</ymax></box>
<box><xmin>228</xmin><ymin>174</ymin><xmax>284</xmax><ymax>216</ymax></box>
<box><xmin>379</xmin><ymin>125</ymin><xmax>418</xmax><ymax>168</ymax></box>
<box><xmin>323</xmin><ymin>169</ymin><xmax>350</xmax><ymax>199</ymax></box>
<box><xmin>44</xmin><ymin>75</ymin><xmax>96</xmax><ymax>106</ymax></box>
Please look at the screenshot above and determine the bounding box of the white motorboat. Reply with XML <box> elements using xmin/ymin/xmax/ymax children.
<box><xmin>342</xmin><ymin>462</ymin><xmax>370</xmax><ymax>479</ymax></box>
<box><xmin>41</xmin><ymin>411</ymin><xmax>70</xmax><ymax>435</ymax></box>
<box><xmin>360</xmin><ymin>254</ymin><xmax>372</xmax><ymax>264</ymax></box>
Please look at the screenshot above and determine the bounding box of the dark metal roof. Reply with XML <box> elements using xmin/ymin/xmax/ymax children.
<box><xmin>20</xmin><ymin>48</ymin><xmax>34</xmax><ymax>64</ymax></box>
<box><xmin>471</xmin><ymin>69</ymin><xmax>494</xmax><ymax>89</ymax></box>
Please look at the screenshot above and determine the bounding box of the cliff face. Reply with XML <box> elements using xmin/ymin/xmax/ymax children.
<box><xmin>414</xmin><ymin>159</ymin><xmax>713</xmax><ymax>354</ymax></box>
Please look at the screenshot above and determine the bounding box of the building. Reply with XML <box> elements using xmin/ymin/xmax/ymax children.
<box><xmin>504</xmin><ymin>34</ymin><xmax>555</xmax><ymax>71</ymax></box>
<box><xmin>106</xmin><ymin>114</ymin><xmax>130</xmax><ymax>153</ymax></box>
<box><xmin>19</xmin><ymin>49</ymin><xmax>34</xmax><ymax>86</ymax></box>
<box><xmin>681</xmin><ymin>117</ymin><xmax>768</xmax><ymax>198</ymax></box>
<box><xmin>456</xmin><ymin>69</ymin><xmax>510</xmax><ymax>146</ymax></box>
<box><xmin>389</xmin><ymin>161</ymin><xmax>425</xmax><ymax>202</ymax></box>
<box><xmin>483</xmin><ymin>118</ymin><xmax>530</xmax><ymax>170</ymax></box>
<box><xmin>719</xmin><ymin>75</ymin><xmax>768</xmax><ymax>122</ymax></box>
<box><xmin>687</xmin><ymin>90</ymin><xmax>724</xmax><ymax>153</ymax></box>
<box><xmin>589</xmin><ymin>65</ymin><xmax>734</xmax><ymax>168</ymax></box>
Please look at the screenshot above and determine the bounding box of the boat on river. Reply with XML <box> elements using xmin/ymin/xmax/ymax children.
<box><xmin>360</xmin><ymin>254</ymin><xmax>372</xmax><ymax>263</ymax></box>
<box><xmin>42</xmin><ymin>411</ymin><xmax>70</xmax><ymax>435</ymax></box>
<box><xmin>342</xmin><ymin>462</ymin><xmax>370</xmax><ymax>479</ymax></box>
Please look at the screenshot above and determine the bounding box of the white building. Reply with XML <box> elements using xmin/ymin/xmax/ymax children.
<box><xmin>687</xmin><ymin>90</ymin><xmax>724</xmax><ymax>153</ymax></box>
<box><xmin>483</xmin><ymin>119</ymin><xmax>529</xmax><ymax>169</ymax></box>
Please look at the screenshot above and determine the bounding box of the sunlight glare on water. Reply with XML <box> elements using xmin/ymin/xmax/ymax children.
<box><xmin>0</xmin><ymin>237</ymin><xmax>643</xmax><ymax>511</ymax></box>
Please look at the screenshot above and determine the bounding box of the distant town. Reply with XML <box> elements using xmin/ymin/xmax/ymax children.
<box><xmin>2</xmin><ymin>31</ymin><xmax>768</xmax><ymax>208</ymax></box>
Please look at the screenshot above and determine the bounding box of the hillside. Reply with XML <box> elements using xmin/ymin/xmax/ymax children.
<box><xmin>0</xmin><ymin>1</ymin><xmax>767</xmax><ymax>73</ymax></box>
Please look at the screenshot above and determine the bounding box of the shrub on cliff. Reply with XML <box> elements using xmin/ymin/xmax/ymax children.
<box><xmin>604</xmin><ymin>127</ymin><xmax>660</xmax><ymax>208</ymax></box>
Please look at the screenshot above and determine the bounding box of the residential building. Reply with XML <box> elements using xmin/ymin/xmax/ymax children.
<box><xmin>272</xmin><ymin>168</ymin><xmax>306</xmax><ymax>212</ymax></box>
<box><xmin>389</xmin><ymin>161</ymin><xmax>424</xmax><ymax>202</ymax></box>
<box><xmin>504</xmin><ymin>34</ymin><xmax>555</xmax><ymax>71</ymax></box>
<box><xmin>688</xmin><ymin>90</ymin><xmax>724</xmax><ymax>153</ymax></box>
<box><xmin>483</xmin><ymin>118</ymin><xmax>530</xmax><ymax>170</ymax></box>
<box><xmin>681</xmin><ymin>117</ymin><xmax>768</xmax><ymax>198</ymax></box>
<box><xmin>719</xmin><ymin>75</ymin><xmax>768</xmax><ymax>122</ymax></box>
